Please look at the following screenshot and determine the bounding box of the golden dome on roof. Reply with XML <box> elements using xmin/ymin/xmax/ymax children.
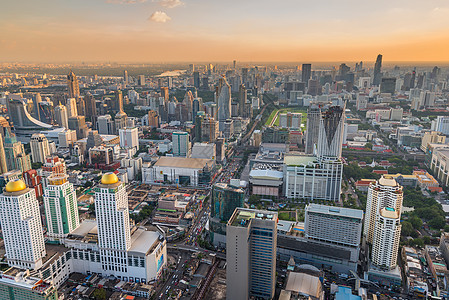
<box><xmin>101</xmin><ymin>172</ymin><xmax>119</xmax><ymax>185</ymax></box>
<box><xmin>5</xmin><ymin>179</ymin><xmax>27</xmax><ymax>193</ymax></box>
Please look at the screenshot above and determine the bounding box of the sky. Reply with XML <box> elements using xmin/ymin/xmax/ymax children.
<box><xmin>2</xmin><ymin>0</ymin><xmax>449</xmax><ymax>63</ymax></box>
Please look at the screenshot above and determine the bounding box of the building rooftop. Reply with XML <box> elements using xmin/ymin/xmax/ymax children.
<box><xmin>380</xmin><ymin>207</ymin><xmax>399</xmax><ymax>219</ymax></box>
<box><xmin>249</xmin><ymin>169</ymin><xmax>283</xmax><ymax>180</ymax></box>
<box><xmin>284</xmin><ymin>155</ymin><xmax>316</xmax><ymax>166</ymax></box>
<box><xmin>128</xmin><ymin>228</ymin><xmax>162</xmax><ymax>255</ymax></box>
<box><xmin>228</xmin><ymin>208</ymin><xmax>277</xmax><ymax>228</ymax></box>
<box><xmin>154</xmin><ymin>157</ymin><xmax>214</xmax><ymax>169</ymax></box>
<box><xmin>285</xmin><ymin>272</ymin><xmax>323</xmax><ymax>299</ymax></box>
<box><xmin>379</xmin><ymin>175</ymin><xmax>398</xmax><ymax>187</ymax></box>
<box><xmin>306</xmin><ymin>204</ymin><xmax>363</xmax><ymax>220</ymax></box>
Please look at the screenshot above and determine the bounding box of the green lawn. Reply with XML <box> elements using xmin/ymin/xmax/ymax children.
<box><xmin>266</xmin><ymin>108</ymin><xmax>307</xmax><ymax>130</ymax></box>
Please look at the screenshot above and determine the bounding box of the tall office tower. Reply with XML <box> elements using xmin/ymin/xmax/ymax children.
<box><xmin>30</xmin><ymin>133</ymin><xmax>51</xmax><ymax>164</ymax></box>
<box><xmin>148</xmin><ymin>110</ymin><xmax>159</xmax><ymax>127</ymax></box>
<box><xmin>119</xmin><ymin>128</ymin><xmax>139</xmax><ymax>150</ymax></box>
<box><xmin>123</xmin><ymin>70</ymin><xmax>129</xmax><ymax>84</ymax></box>
<box><xmin>305</xmin><ymin>204</ymin><xmax>363</xmax><ymax>248</ymax></box>
<box><xmin>67</xmin><ymin>70</ymin><xmax>80</xmax><ymax>99</ymax></box>
<box><xmin>4</xmin><ymin>133</ymin><xmax>31</xmax><ymax>172</ymax></box>
<box><xmin>115</xmin><ymin>93</ymin><xmax>128</xmax><ymax>134</ymax></box>
<box><xmin>84</xmin><ymin>92</ymin><xmax>97</xmax><ymax>122</ymax></box>
<box><xmin>161</xmin><ymin>87</ymin><xmax>169</xmax><ymax>103</ymax></box>
<box><xmin>192</xmin><ymin>98</ymin><xmax>201</xmax><ymax>121</ymax></box>
<box><xmin>420</xmin><ymin>91</ymin><xmax>436</xmax><ymax>108</ymax></box>
<box><xmin>238</xmin><ymin>84</ymin><xmax>247</xmax><ymax>117</ymax></box>
<box><xmin>233</xmin><ymin>60</ymin><xmax>237</xmax><ymax>69</ymax></box>
<box><xmin>193</xmin><ymin>71</ymin><xmax>200</xmax><ymax>89</ymax></box>
<box><xmin>217</xmin><ymin>77</ymin><xmax>231</xmax><ymax>130</ymax></box>
<box><xmin>210</xmin><ymin>182</ymin><xmax>245</xmax><ymax>247</ymax></box>
<box><xmin>138</xmin><ymin>75</ymin><xmax>145</xmax><ymax>86</ymax></box>
<box><xmin>68</xmin><ymin>115</ymin><xmax>88</xmax><ymax>139</ymax></box>
<box><xmin>371</xmin><ymin>207</ymin><xmax>401</xmax><ymax>269</ymax></box>
<box><xmin>380</xmin><ymin>77</ymin><xmax>397</xmax><ymax>94</ymax></box>
<box><xmin>0</xmin><ymin>179</ymin><xmax>46</xmax><ymax>269</ymax></box>
<box><xmin>373</xmin><ymin>54</ymin><xmax>382</xmax><ymax>86</ymax></box>
<box><xmin>364</xmin><ymin>175</ymin><xmax>403</xmax><ymax>244</ymax></box>
<box><xmin>316</xmin><ymin>105</ymin><xmax>345</xmax><ymax>161</ymax></box>
<box><xmin>226</xmin><ymin>208</ymin><xmax>277</xmax><ymax>300</ymax></box>
<box><xmin>189</xmin><ymin>64</ymin><xmax>195</xmax><ymax>72</ymax></box>
<box><xmin>44</xmin><ymin>174</ymin><xmax>79</xmax><ymax>242</ymax></box>
<box><xmin>201</xmin><ymin>116</ymin><xmax>219</xmax><ymax>143</ymax></box>
<box><xmin>182</xmin><ymin>90</ymin><xmax>194</xmax><ymax>121</ymax></box>
<box><xmin>54</xmin><ymin>104</ymin><xmax>69</xmax><ymax>128</ymax></box>
<box><xmin>302</xmin><ymin>63</ymin><xmax>312</xmax><ymax>86</ymax></box>
<box><xmin>95</xmin><ymin>173</ymin><xmax>131</xmax><ymax>277</ymax></box>
<box><xmin>67</xmin><ymin>98</ymin><xmax>78</xmax><ymax>117</ymax></box>
<box><xmin>97</xmin><ymin>114</ymin><xmax>115</xmax><ymax>135</ymax></box>
<box><xmin>305</xmin><ymin>104</ymin><xmax>321</xmax><ymax>154</ymax></box>
<box><xmin>86</xmin><ymin>130</ymin><xmax>103</xmax><ymax>152</ymax></box>
<box><xmin>0</xmin><ymin>134</ymin><xmax>6</xmax><ymax>175</ymax></box>
<box><xmin>172</xmin><ymin>131</ymin><xmax>191</xmax><ymax>157</ymax></box>
<box><xmin>76</xmin><ymin>96</ymin><xmax>86</xmax><ymax>116</ymax></box>
<box><xmin>114</xmin><ymin>90</ymin><xmax>123</xmax><ymax>112</ymax></box>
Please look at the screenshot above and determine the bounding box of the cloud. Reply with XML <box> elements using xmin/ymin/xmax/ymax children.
<box><xmin>106</xmin><ymin>0</ymin><xmax>147</xmax><ymax>4</ymax></box>
<box><xmin>157</xmin><ymin>0</ymin><xmax>184</xmax><ymax>8</ymax></box>
<box><xmin>149</xmin><ymin>11</ymin><xmax>171</xmax><ymax>23</ymax></box>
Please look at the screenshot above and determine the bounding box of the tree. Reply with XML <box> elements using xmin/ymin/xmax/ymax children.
<box><xmin>410</xmin><ymin>216</ymin><xmax>423</xmax><ymax>230</ymax></box>
<box><xmin>429</xmin><ymin>215</ymin><xmax>446</xmax><ymax>229</ymax></box>
<box><xmin>92</xmin><ymin>288</ymin><xmax>106</xmax><ymax>300</ymax></box>
<box><xmin>365</xmin><ymin>142</ymin><xmax>373</xmax><ymax>150</ymax></box>
<box><xmin>401</xmin><ymin>221</ymin><xmax>414</xmax><ymax>237</ymax></box>
<box><xmin>423</xmin><ymin>236</ymin><xmax>431</xmax><ymax>245</ymax></box>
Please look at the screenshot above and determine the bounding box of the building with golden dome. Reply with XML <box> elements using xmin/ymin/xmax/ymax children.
<box><xmin>0</xmin><ymin>179</ymin><xmax>46</xmax><ymax>270</ymax></box>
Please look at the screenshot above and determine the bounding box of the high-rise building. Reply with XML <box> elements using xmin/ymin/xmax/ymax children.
<box><xmin>371</xmin><ymin>207</ymin><xmax>401</xmax><ymax>269</ymax></box>
<box><xmin>44</xmin><ymin>174</ymin><xmax>79</xmax><ymax>242</ymax></box>
<box><xmin>115</xmin><ymin>100</ymin><xmax>128</xmax><ymax>135</ymax></box>
<box><xmin>67</xmin><ymin>70</ymin><xmax>80</xmax><ymax>99</ymax></box>
<box><xmin>97</xmin><ymin>114</ymin><xmax>115</xmax><ymax>135</ymax></box>
<box><xmin>364</xmin><ymin>175</ymin><xmax>403</xmax><ymax>244</ymax></box>
<box><xmin>217</xmin><ymin>77</ymin><xmax>231</xmax><ymax>130</ymax></box>
<box><xmin>201</xmin><ymin>116</ymin><xmax>219</xmax><ymax>143</ymax></box>
<box><xmin>226</xmin><ymin>208</ymin><xmax>277</xmax><ymax>300</ymax></box>
<box><xmin>172</xmin><ymin>131</ymin><xmax>190</xmax><ymax>157</ymax></box>
<box><xmin>84</xmin><ymin>92</ymin><xmax>97</xmax><ymax>122</ymax></box>
<box><xmin>316</xmin><ymin>105</ymin><xmax>345</xmax><ymax>161</ymax></box>
<box><xmin>123</xmin><ymin>70</ymin><xmax>129</xmax><ymax>84</ymax></box>
<box><xmin>30</xmin><ymin>133</ymin><xmax>51</xmax><ymax>164</ymax></box>
<box><xmin>148</xmin><ymin>110</ymin><xmax>159</xmax><ymax>128</ymax></box>
<box><xmin>302</xmin><ymin>63</ymin><xmax>312</xmax><ymax>86</ymax></box>
<box><xmin>4</xmin><ymin>133</ymin><xmax>31</xmax><ymax>172</ymax></box>
<box><xmin>305</xmin><ymin>204</ymin><xmax>363</xmax><ymax>248</ymax></box>
<box><xmin>210</xmin><ymin>182</ymin><xmax>245</xmax><ymax>247</ymax></box>
<box><xmin>0</xmin><ymin>272</ymin><xmax>57</xmax><ymax>300</ymax></box>
<box><xmin>68</xmin><ymin>115</ymin><xmax>88</xmax><ymax>139</ymax></box>
<box><xmin>373</xmin><ymin>54</ymin><xmax>382</xmax><ymax>86</ymax></box>
<box><xmin>192</xmin><ymin>98</ymin><xmax>201</xmax><ymax>121</ymax></box>
<box><xmin>66</xmin><ymin>98</ymin><xmax>78</xmax><ymax>117</ymax></box>
<box><xmin>138</xmin><ymin>75</ymin><xmax>145</xmax><ymax>86</ymax></box>
<box><xmin>431</xmin><ymin>116</ymin><xmax>449</xmax><ymax>135</ymax></box>
<box><xmin>54</xmin><ymin>104</ymin><xmax>69</xmax><ymax>128</ymax></box>
<box><xmin>40</xmin><ymin>156</ymin><xmax>67</xmax><ymax>188</ymax></box>
<box><xmin>0</xmin><ymin>134</ymin><xmax>7</xmax><ymax>175</ymax></box>
<box><xmin>380</xmin><ymin>77</ymin><xmax>396</xmax><ymax>94</ymax></box>
<box><xmin>86</xmin><ymin>130</ymin><xmax>103</xmax><ymax>152</ymax></box>
<box><xmin>193</xmin><ymin>71</ymin><xmax>200</xmax><ymax>89</ymax></box>
<box><xmin>238</xmin><ymin>84</ymin><xmax>247</xmax><ymax>117</ymax></box>
<box><xmin>119</xmin><ymin>128</ymin><xmax>139</xmax><ymax>150</ymax></box>
<box><xmin>305</xmin><ymin>104</ymin><xmax>321</xmax><ymax>154</ymax></box>
<box><xmin>0</xmin><ymin>179</ymin><xmax>46</xmax><ymax>269</ymax></box>
<box><xmin>95</xmin><ymin>172</ymin><xmax>131</xmax><ymax>277</ymax></box>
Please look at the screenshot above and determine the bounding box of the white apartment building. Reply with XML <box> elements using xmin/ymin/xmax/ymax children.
<box><xmin>119</xmin><ymin>127</ymin><xmax>139</xmax><ymax>150</ymax></box>
<box><xmin>30</xmin><ymin>133</ymin><xmax>51</xmax><ymax>164</ymax></box>
<box><xmin>0</xmin><ymin>179</ymin><xmax>46</xmax><ymax>270</ymax></box>
<box><xmin>172</xmin><ymin>131</ymin><xmax>190</xmax><ymax>157</ymax></box>
<box><xmin>372</xmin><ymin>207</ymin><xmax>401</xmax><ymax>269</ymax></box>
<box><xmin>364</xmin><ymin>175</ymin><xmax>403</xmax><ymax>244</ymax></box>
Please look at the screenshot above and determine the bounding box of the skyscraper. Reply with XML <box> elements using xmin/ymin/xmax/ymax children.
<box><xmin>4</xmin><ymin>132</ymin><xmax>32</xmax><ymax>172</ymax></box>
<box><xmin>68</xmin><ymin>116</ymin><xmax>88</xmax><ymax>139</ymax></box>
<box><xmin>95</xmin><ymin>172</ymin><xmax>131</xmax><ymax>277</ymax></box>
<box><xmin>84</xmin><ymin>92</ymin><xmax>97</xmax><ymax>122</ymax></box>
<box><xmin>119</xmin><ymin>128</ymin><xmax>139</xmax><ymax>150</ymax></box>
<box><xmin>67</xmin><ymin>70</ymin><xmax>80</xmax><ymax>99</ymax></box>
<box><xmin>30</xmin><ymin>133</ymin><xmax>51</xmax><ymax>164</ymax></box>
<box><xmin>0</xmin><ymin>134</ymin><xmax>7</xmax><ymax>175</ymax></box>
<box><xmin>0</xmin><ymin>179</ymin><xmax>46</xmax><ymax>269</ymax></box>
<box><xmin>193</xmin><ymin>71</ymin><xmax>200</xmax><ymax>89</ymax></box>
<box><xmin>66</xmin><ymin>98</ymin><xmax>78</xmax><ymax>117</ymax></box>
<box><xmin>373</xmin><ymin>54</ymin><xmax>382</xmax><ymax>86</ymax></box>
<box><xmin>97</xmin><ymin>114</ymin><xmax>115</xmax><ymax>135</ymax></box>
<box><xmin>54</xmin><ymin>104</ymin><xmax>69</xmax><ymax>128</ymax></box>
<box><xmin>217</xmin><ymin>77</ymin><xmax>231</xmax><ymax>130</ymax></box>
<box><xmin>86</xmin><ymin>130</ymin><xmax>103</xmax><ymax>152</ymax></box>
<box><xmin>172</xmin><ymin>131</ymin><xmax>190</xmax><ymax>157</ymax></box>
<box><xmin>115</xmin><ymin>92</ymin><xmax>128</xmax><ymax>134</ymax></box>
<box><xmin>138</xmin><ymin>75</ymin><xmax>145</xmax><ymax>86</ymax></box>
<box><xmin>210</xmin><ymin>182</ymin><xmax>245</xmax><ymax>247</ymax></box>
<box><xmin>238</xmin><ymin>84</ymin><xmax>247</xmax><ymax>117</ymax></box>
<box><xmin>123</xmin><ymin>70</ymin><xmax>129</xmax><ymax>84</ymax></box>
<box><xmin>226</xmin><ymin>208</ymin><xmax>277</xmax><ymax>300</ymax></box>
<box><xmin>364</xmin><ymin>175</ymin><xmax>403</xmax><ymax>244</ymax></box>
<box><xmin>371</xmin><ymin>207</ymin><xmax>401</xmax><ymax>269</ymax></box>
<box><xmin>316</xmin><ymin>105</ymin><xmax>345</xmax><ymax>161</ymax></box>
<box><xmin>305</xmin><ymin>104</ymin><xmax>321</xmax><ymax>154</ymax></box>
<box><xmin>44</xmin><ymin>174</ymin><xmax>79</xmax><ymax>242</ymax></box>
<box><xmin>302</xmin><ymin>63</ymin><xmax>312</xmax><ymax>86</ymax></box>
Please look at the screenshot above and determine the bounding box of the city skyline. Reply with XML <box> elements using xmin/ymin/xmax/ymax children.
<box><xmin>2</xmin><ymin>0</ymin><xmax>449</xmax><ymax>62</ymax></box>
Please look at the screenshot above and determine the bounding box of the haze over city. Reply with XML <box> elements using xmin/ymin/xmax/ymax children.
<box><xmin>2</xmin><ymin>0</ymin><xmax>449</xmax><ymax>62</ymax></box>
